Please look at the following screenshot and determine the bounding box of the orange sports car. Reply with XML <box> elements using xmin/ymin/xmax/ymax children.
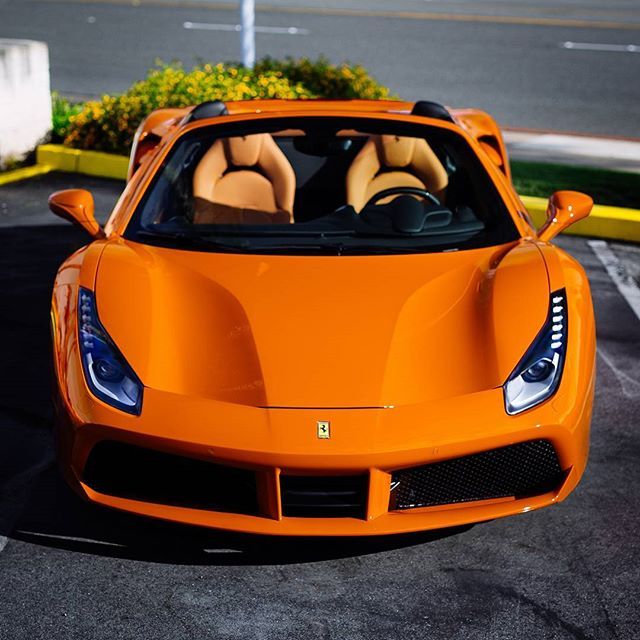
<box><xmin>49</xmin><ymin>99</ymin><xmax>596</xmax><ymax>535</ymax></box>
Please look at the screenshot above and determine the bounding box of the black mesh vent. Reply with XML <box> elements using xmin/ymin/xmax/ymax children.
<box><xmin>83</xmin><ymin>441</ymin><xmax>258</xmax><ymax>515</ymax></box>
<box><xmin>281</xmin><ymin>474</ymin><xmax>368</xmax><ymax>518</ymax></box>
<box><xmin>389</xmin><ymin>440</ymin><xmax>564</xmax><ymax>510</ymax></box>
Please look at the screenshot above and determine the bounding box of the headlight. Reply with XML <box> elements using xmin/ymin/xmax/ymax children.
<box><xmin>504</xmin><ymin>289</ymin><xmax>567</xmax><ymax>415</ymax></box>
<box><xmin>78</xmin><ymin>287</ymin><xmax>143</xmax><ymax>415</ymax></box>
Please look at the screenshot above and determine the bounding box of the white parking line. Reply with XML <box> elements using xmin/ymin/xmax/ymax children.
<box><xmin>561</xmin><ymin>41</ymin><xmax>640</xmax><ymax>53</ymax></box>
<box><xmin>589</xmin><ymin>240</ymin><xmax>640</xmax><ymax>322</ymax></box>
<box><xmin>597</xmin><ymin>347</ymin><xmax>640</xmax><ymax>398</ymax></box>
<box><xmin>183</xmin><ymin>21</ymin><xmax>309</xmax><ymax>35</ymax></box>
<box><xmin>17</xmin><ymin>531</ymin><xmax>126</xmax><ymax>548</ymax></box>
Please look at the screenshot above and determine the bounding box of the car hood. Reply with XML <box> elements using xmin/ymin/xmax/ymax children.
<box><xmin>94</xmin><ymin>239</ymin><xmax>549</xmax><ymax>408</ymax></box>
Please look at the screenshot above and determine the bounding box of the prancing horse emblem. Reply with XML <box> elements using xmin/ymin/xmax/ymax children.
<box><xmin>317</xmin><ymin>421</ymin><xmax>330</xmax><ymax>439</ymax></box>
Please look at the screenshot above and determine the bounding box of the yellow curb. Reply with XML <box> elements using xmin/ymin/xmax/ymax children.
<box><xmin>0</xmin><ymin>163</ymin><xmax>53</xmax><ymax>186</ymax></box>
<box><xmin>36</xmin><ymin>144</ymin><xmax>129</xmax><ymax>180</ymax></box>
<box><xmin>521</xmin><ymin>196</ymin><xmax>640</xmax><ymax>243</ymax></box>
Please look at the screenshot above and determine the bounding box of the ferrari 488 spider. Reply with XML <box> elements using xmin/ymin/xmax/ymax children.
<box><xmin>49</xmin><ymin>99</ymin><xmax>595</xmax><ymax>535</ymax></box>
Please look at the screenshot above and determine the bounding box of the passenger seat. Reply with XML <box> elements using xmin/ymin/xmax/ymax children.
<box><xmin>193</xmin><ymin>134</ymin><xmax>296</xmax><ymax>224</ymax></box>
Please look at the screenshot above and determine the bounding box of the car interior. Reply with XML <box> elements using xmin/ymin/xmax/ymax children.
<box><xmin>131</xmin><ymin>118</ymin><xmax>519</xmax><ymax>252</ymax></box>
<box><xmin>190</xmin><ymin>131</ymin><xmax>452</xmax><ymax>225</ymax></box>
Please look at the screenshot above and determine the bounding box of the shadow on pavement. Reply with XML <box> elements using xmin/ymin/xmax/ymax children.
<box><xmin>14</xmin><ymin>463</ymin><xmax>473</xmax><ymax>566</ymax></box>
<box><xmin>0</xmin><ymin>222</ymin><xmax>474</xmax><ymax>565</ymax></box>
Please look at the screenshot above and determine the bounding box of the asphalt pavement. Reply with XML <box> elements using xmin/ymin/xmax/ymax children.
<box><xmin>1</xmin><ymin>0</ymin><xmax>639</xmax><ymax>136</ymax></box>
<box><xmin>0</xmin><ymin>172</ymin><xmax>640</xmax><ymax>639</ymax></box>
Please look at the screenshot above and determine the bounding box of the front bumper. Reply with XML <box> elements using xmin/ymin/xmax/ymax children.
<box><xmin>54</xmin><ymin>366</ymin><xmax>594</xmax><ymax>536</ymax></box>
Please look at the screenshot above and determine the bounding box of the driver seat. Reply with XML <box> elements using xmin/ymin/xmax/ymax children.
<box><xmin>193</xmin><ymin>134</ymin><xmax>296</xmax><ymax>224</ymax></box>
<box><xmin>346</xmin><ymin>135</ymin><xmax>448</xmax><ymax>212</ymax></box>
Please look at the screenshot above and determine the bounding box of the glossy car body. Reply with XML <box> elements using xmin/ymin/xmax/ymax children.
<box><xmin>50</xmin><ymin>99</ymin><xmax>596</xmax><ymax>535</ymax></box>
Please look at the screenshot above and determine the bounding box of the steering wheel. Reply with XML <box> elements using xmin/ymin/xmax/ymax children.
<box><xmin>363</xmin><ymin>186</ymin><xmax>440</xmax><ymax>210</ymax></box>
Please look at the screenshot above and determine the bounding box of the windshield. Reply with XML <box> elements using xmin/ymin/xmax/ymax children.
<box><xmin>126</xmin><ymin>116</ymin><xmax>519</xmax><ymax>255</ymax></box>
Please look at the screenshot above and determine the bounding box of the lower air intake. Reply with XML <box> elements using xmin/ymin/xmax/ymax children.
<box><xmin>389</xmin><ymin>439</ymin><xmax>564</xmax><ymax>510</ymax></box>
<box><xmin>83</xmin><ymin>441</ymin><xmax>258</xmax><ymax>515</ymax></box>
<box><xmin>280</xmin><ymin>474</ymin><xmax>368</xmax><ymax>518</ymax></box>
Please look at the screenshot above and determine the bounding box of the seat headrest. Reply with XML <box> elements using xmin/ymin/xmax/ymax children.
<box><xmin>377</xmin><ymin>135</ymin><xmax>416</xmax><ymax>168</ymax></box>
<box><xmin>224</xmin><ymin>134</ymin><xmax>265</xmax><ymax>167</ymax></box>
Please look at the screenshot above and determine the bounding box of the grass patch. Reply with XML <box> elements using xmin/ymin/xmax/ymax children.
<box><xmin>51</xmin><ymin>92</ymin><xmax>84</xmax><ymax>142</ymax></box>
<box><xmin>512</xmin><ymin>161</ymin><xmax>640</xmax><ymax>209</ymax></box>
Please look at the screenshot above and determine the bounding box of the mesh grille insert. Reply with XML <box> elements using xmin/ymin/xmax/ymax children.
<box><xmin>280</xmin><ymin>474</ymin><xmax>368</xmax><ymax>518</ymax></box>
<box><xmin>83</xmin><ymin>441</ymin><xmax>259</xmax><ymax>515</ymax></box>
<box><xmin>389</xmin><ymin>439</ymin><xmax>564</xmax><ymax>510</ymax></box>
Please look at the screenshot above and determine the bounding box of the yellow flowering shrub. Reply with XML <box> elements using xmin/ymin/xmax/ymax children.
<box><xmin>254</xmin><ymin>56</ymin><xmax>394</xmax><ymax>100</ymax></box>
<box><xmin>63</xmin><ymin>59</ymin><xmax>394</xmax><ymax>154</ymax></box>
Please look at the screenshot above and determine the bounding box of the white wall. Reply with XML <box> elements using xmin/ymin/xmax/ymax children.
<box><xmin>0</xmin><ymin>39</ymin><xmax>52</xmax><ymax>167</ymax></box>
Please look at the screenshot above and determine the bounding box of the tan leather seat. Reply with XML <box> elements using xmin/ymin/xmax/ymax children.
<box><xmin>193</xmin><ymin>134</ymin><xmax>296</xmax><ymax>224</ymax></box>
<box><xmin>346</xmin><ymin>135</ymin><xmax>449</xmax><ymax>212</ymax></box>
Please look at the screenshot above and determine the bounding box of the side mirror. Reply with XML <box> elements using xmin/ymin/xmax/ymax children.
<box><xmin>48</xmin><ymin>189</ymin><xmax>105</xmax><ymax>239</ymax></box>
<box><xmin>538</xmin><ymin>190</ymin><xmax>593</xmax><ymax>242</ymax></box>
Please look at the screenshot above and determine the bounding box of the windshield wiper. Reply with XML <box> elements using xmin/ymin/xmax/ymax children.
<box><xmin>328</xmin><ymin>244</ymin><xmax>431</xmax><ymax>255</ymax></box>
<box><xmin>135</xmin><ymin>230</ymin><xmax>468</xmax><ymax>255</ymax></box>
<box><xmin>196</xmin><ymin>228</ymin><xmax>356</xmax><ymax>238</ymax></box>
<box><xmin>136</xmin><ymin>230</ymin><xmax>354</xmax><ymax>254</ymax></box>
<box><xmin>236</xmin><ymin>242</ymin><xmax>348</xmax><ymax>255</ymax></box>
<box><xmin>243</xmin><ymin>242</ymin><xmax>432</xmax><ymax>255</ymax></box>
<box><xmin>135</xmin><ymin>229</ymin><xmax>253</xmax><ymax>252</ymax></box>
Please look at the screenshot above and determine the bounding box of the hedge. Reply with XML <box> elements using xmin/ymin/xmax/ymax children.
<box><xmin>253</xmin><ymin>57</ymin><xmax>393</xmax><ymax>100</ymax></box>
<box><xmin>56</xmin><ymin>58</ymin><xmax>395</xmax><ymax>155</ymax></box>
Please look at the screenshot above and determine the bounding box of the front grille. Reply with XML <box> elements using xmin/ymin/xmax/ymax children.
<box><xmin>389</xmin><ymin>439</ymin><xmax>564</xmax><ymax>510</ymax></box>
<box><xmin>83</xmin><ymin>441</ymin><xmax>259</xmax><ymax>515</ymax></box>
<box><xmin>280</xmin><ymin>474</ymin><xmax>368</xmax><ymax>518</ymax></box>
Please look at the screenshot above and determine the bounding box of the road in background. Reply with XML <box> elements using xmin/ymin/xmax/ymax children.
<box><xmin>0</xmin><ymin>0</ymin><xmax>639</xmax><ymax>136</ymax></box>
<box><xmin>1</xmin><ymin>173</ymin><xmax>640</xmax><ymax>639</ymax></box>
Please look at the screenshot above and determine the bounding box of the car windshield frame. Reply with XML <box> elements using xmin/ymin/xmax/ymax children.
<box><xmin>124</xmin><ymin>115</ymin><xmax>521</xmax><ymax>255</ymax></box>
